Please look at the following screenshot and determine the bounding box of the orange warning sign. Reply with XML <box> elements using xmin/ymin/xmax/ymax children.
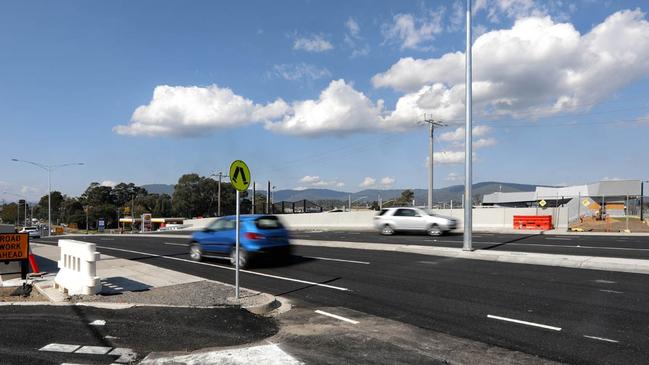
<box><xmin>0</xmin><ymin>233</ymin><xmax>29</xmax><ymax>261</ymax></box>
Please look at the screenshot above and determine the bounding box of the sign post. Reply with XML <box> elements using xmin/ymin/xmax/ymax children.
<box><xmin>229</xmin><ymin>160</ymin><xmax>251</xmax><ymax>299</ymax></box>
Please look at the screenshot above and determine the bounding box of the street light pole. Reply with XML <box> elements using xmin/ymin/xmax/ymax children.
<box><xmin>463</xmin><ymin>0</ymin><xmax>473</xmax><ymax>251</ymax></box>
<box><xmin>641</xmin><ymin>181</ymin><xmax>645</xmax><ymax>221</ymax></box>
<box><xmin>11</xmin><ymin>159</ymin><xmax>83</xmax><ymax>236</ymax></box>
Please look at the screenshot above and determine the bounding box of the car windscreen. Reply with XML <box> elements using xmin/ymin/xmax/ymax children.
<box><xmin>254</xmin><ymin>216</ymin><xmax>284</xmax><ymax>230</ymax></box>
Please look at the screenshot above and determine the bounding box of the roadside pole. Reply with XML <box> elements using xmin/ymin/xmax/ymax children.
<box><xmin>235</xmin><ymin>189</ymin><xmax>240</xmax><ymax>299</ymax></box>
<box><xmin>463</xmin><ymin>0</ymin><xmax>473</xmax><ymax>251</ymax></box>
<box><xmin>229</xmin><ymin>160</ymin><xmax>251</xmax><ymax>300</ymax></box>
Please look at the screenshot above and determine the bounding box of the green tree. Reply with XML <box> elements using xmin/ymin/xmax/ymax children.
<box><xmin>1</xmin><ymin>203</ymin><xmax>18</xmax><ymax>224</ymax></box>
<box><xmin>396</xmin><ymin>189</ymin><xmax>415</xmax><ymax>206</ymax></box>
<box><xmin>37</xmin><ymin>191</ymin><xmax>65</xmax><ymax>221</ymax></box>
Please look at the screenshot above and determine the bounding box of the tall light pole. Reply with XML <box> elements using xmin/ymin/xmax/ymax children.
<box><xmin>463</xmin><ymin>0</ymin><xmax>473</xmax><ymax>251</ymax></box>
<box><xmin>420</xmin><ymin>114</ymin><xmax>446</xmax><ymax>209</ymax></box>
<box><xmin>11</xmin><ymin>159</ymin><xmax>84</xmax><ymax>236</ymax></box>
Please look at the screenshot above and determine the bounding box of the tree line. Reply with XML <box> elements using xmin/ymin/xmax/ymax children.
<box><xmin>0</xmin><ymin>173</ymin><xmax>267</xmax><ymax>229</ymax></box>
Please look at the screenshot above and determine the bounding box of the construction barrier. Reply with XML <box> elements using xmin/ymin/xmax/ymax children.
<box><xmin>54</xmin><ymin>239</ymin><xmax>102</xmax><ymax>295</ymax></box>
<box><xmin>513</xmin><ymin>215</ymin><xmax>553</xmax><ymax>230</ymax></box>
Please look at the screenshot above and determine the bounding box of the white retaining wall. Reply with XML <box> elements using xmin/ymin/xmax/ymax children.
<box><xmin>183</xmin><ymin>207</ymin><xmax>569</xmax><ymax>232</ymax></box>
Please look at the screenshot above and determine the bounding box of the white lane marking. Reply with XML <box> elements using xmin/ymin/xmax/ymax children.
<box><xmin>303</xmin><ymin>256</ymin><xmax>370</xmax><ymax>265</ymax></box>
<box><xmin>594</xmin><ymin>279</ymin><xmax>617</xmax><ymax>284</ymax></box>
<box><xmin>315</xmin><ymin>310</ymin><xmax>359</xmax><ymax>324</ymax></box>
<box><xmin>419</xmin><ymin>261</ymin><xmax>439</xmax><ymax>265</ymax></box>
<box><xmin>89</xmin><ymin>319</ymin><xmax>106</xmax><ymax>326</ymax></box>
<box><xmin>109</xmin><ymin>347</ymin><xmax>138</xmax><ymax>363</ymax></box>
<box><xmin>584</xmin><ymin>335</ymin><xmax>619</xmax><ymax>343</ymax></box>
<box><xmin>75</xmin><ymin>345</ymin><xmax>112</xmax><ymax>354</ymax></box>
<box><xmin>164</xmin><ymin>242</ymin><xmax>189</xmax><ymax>247</ymax></box>
<box><xmin>599</xmin><ymin>289</ymin><xmax>623</xmax><ymax>294</ymax></box>
<box><xmin>39</xmin><ymin>343</ymin><xmax>80</xmax><ymax>353</ymax></box>
<box><xmin>487</xmin><ymin>314</ymin><xmax>561</xmax><ymax>331</ymax></box>
<box><xmin>138</xmin><ymin>343</ymin><xmax>299</xmax><ymax>365</ymax></box>
<box><xmin>96</xmin><ymin>245</ymin><xmax>349</xmax><ymax>292</ymax></box>
<box><xmin>546</xmin><ymin>238</ymin><xmax>572</xmax><ymax>241</ymax></box>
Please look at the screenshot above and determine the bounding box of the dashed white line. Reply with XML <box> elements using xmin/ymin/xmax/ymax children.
<box><xmin>303</xmin><ymin>256</ymin><xmax>370</xmax><ymax>265</ymax></box>
<box><xmin>96</xmin><ymin>245</ymin><xmax>350</xmax><ymax>292</ymax></box>
<box><xmin>89</xmin><ymin>319</ymin><xmax>106</xmax><ymax>326</ymax></box>
<box><xmin>315</xmin><ymin>310</ymin><xmax>359</xmax><ymax>324</ymax></box>
<box><xmin>584</xmin><ymin>335</ymin><xmax>619</xmax><ymax>343</ymax></box>
<box><xmin>164</xmin><ymin>242</ymin><xmax>189</xmax><ymax>247</ymax></box>
<box><xmin>487</xmin><ymin>314</ymin><xmax>562</xmax><ymax>331</ymax></box>
<box><xmin>75</xmin><ymin>345</ymin><xmax>112</xmax><ymax>355</ymax></box>
<box><xmin>599</xmin><ymin>289</ymin><xmax>624</xmax><ymax>294</ymax></box>
<box><xmin>546</xmin><ymin>237</ymin><xmax>572</xmax><ymax>241</ymax></box>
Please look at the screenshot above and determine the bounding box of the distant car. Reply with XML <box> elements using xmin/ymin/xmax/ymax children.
<box><xmin>373</xmin><ymin>207</ymin><xmax>457</xmax><ymax>236</ymax></box>
<box><xmin>327</xmin><ymin>209</ymin><xmax>344</xmax><ymax>213</ymax></box>
<box><xmin>189</xmin><ymin>215</ymin><xmax>291</xmax><ymax>268</ymax></box>
<box><xmin>19</xmin><ymin>227</ymin><xmax>41</xmax><ymax>238</ymax></box>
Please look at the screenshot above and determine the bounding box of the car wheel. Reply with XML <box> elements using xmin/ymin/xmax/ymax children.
<box><xmin>427</xmin><ymin>224</ymin><xmax>442</xmax><ymax>236</ymax></box>
<box><xmin>189</xmin><ymin>243</ymin><xmax>202</xmax><ymax>261</ymax></box>
<box><xmin>381</xmin><ymin>224</ymin><xmax>395</xmax><ymax>235</ymax></box>
<box><xmin>230</xmin><ymin>247</ymin><xmax>249</xmax><ymax>269</ymax></box>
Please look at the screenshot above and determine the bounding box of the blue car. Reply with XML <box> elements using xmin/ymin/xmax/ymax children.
<box><xmin>189</xmin><ymin>215</ymin><xmax>291</xmax><ymax>268</ymax></box>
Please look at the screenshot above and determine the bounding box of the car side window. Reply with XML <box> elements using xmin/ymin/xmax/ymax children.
<box><xmin>394</xmin><ymin>209</ymin><xmax>417</xmax><ymax>217</ymax></box>
<box><xmin>224</xmin><ymin>219</ymin><xmax>236</xmax><ymax>230</ymax></box>
<box><xmin>208</xmin><ymin>219</ymin><xmax>226</xmax><ymax>231</ymax></box>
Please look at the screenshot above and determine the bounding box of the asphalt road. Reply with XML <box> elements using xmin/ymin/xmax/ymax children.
<box><xmin>289</xmin><ymin>230</ymin><xmax>649</xmax><ymax>260</ymax></box>
<box><xmin>35</xmin><ymin>234</ymin><xmax>649</xmax><ymax>364</ymax></box>
<box><xmin>0</xmin><ymin>305</ymin><xmax>277</xmax><ymax>364</ymax></box>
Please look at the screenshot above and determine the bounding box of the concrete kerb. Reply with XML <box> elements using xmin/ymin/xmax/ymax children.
<box><xmin>292</xmin><ymin>239</ymin><xmax>649</xmax><ymax>275</ymax></box>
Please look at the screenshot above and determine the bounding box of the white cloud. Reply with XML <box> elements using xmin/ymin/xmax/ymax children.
<box><xmin>344</xmin><ymin>17</ymin><xmax>370</xmax><ymax>57</ymax></box>
<box><xmin>359</xmin><ymin>177</ymin><xmax>376</xmax><ymax>188</ymax></box>
<box><xmin>433</xmin><ymin>151</ymin><xmax>466</xmax><ymax>164</ymax></box>
<box><xmin>345</xmin><ymin>18</ymin><xmax>360</xmax><ymax>37</ymax></box>
<box><xmin>382</xmin><ymin>12</ymin><xmax>443</xmax><ymax>50</ymax></box>
<box><xmin>439</xmin><ymin>126</ymin><xmax>492</xmax><ymax>141</ymax></box>
<box><xmin>472</xmin><ymin>138</ymin><xmax>498</xmax><ymax>149</ymax></box>
<box><xmin>298</xmin><ymin>175</ymin><xmax>344</xmax><ymax>188</ymax></box>
<box><xmin>636</xmin><ymin>112</ymin><xmax>649</xmax><ymax>124</ymax></box>
<box><xmin>101</xmin><ymin>180</ymin><xmax>117</xmax><ymax>188</ymax></box>
<box><xmin>374</xmin><ymin>10</ymin><xmax>649</xmax><ymax>123</ymax></box>
<box><xmin>114</xmin><ymin>85</ymin><xmax>289</xmax><ymax>136</ymax></box>
<box><xmin>475</xmin><ymin>0</ymin><xmax>576</xmax><ymax>23</ymax></box>
<box><xmin>266</xmin><ymin>79</ymin><xmax>385</xmax><ymax>136</ymax></box>
<box><xmin>380</xmin><ymin>177</ymin><xmax>396</xmax><ymax>188</ymax></box>
<box><xmin>293</xmin><ymin>34</ymin><xmax>334</xmax><ymax>52</ymax></box>
<box><xmin>446</xmin><ymin>172</ymin><xmax>462</xmax><ymax>182</ymax></box>
<box><xmin>270</xmin><ymin>63</ymin><xmax>331</xmax><ymax>81</ymax></box>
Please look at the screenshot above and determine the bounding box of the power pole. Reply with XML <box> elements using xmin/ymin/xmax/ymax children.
<box><xmin>463</xmin><ymin>0</ymin><xmax>473</xmax><ymax>251</ymax></box>
<box><xmin>252</xmin><ymin>182</ymin><xmax>256</xmax><ymax>214</ymax></box>
<box><xmin>217</xmin><ymin>172</ymin><xmax>222</xmax><ymax>217</ymax></box>
<box><xmin>266</xmin><ymin>181</ymin><xmax>271</xmax><ymax>214</ymax></box>
<box><xmin>420</xmin><ymin>113</ymin><xmax>446</xmax><ymax>210</ymax></box>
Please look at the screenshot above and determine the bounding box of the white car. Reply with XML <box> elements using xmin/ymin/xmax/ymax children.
<box><xmin>19</xmin><ymin>227</ymin><xmax>41</xmax><ymax>238</ymax></box>
<box><xmin>373</xmin><ymin>207</ymin><xmax>458</xmax><ymax>236</ymax></box>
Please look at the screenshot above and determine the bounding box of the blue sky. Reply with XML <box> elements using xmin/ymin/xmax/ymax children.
<box><xmin>1</xmin><ymin>0</ymin><xmax>648</xmax><ymax>201</ymax></box>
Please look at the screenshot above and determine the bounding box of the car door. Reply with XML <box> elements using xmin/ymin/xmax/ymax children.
<box><xmin>392</xmin><ymin>208</ymin><xmax>420</xmax><ymax>230</ymax></box>
<box><xmin>201</xmin><ymin>219</ymin><xmax>232</xmax><ymax>254</ymax></box>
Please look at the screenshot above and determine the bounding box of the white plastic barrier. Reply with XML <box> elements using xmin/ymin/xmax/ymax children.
<box><xmin>54</xmin><ymin>239</ymin><xmax>102</xmax><ymax>295</ymax></box>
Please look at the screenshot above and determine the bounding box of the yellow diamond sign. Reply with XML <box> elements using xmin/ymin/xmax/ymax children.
<box><xmin>538</xmin><ymin>199</ymin><xmax>547</xmax><ymax>207</ymax></box>
<box><xmin>582</xmin><ymin>199</ymin><xmax>590</xmax><ymax>207</ymax></box>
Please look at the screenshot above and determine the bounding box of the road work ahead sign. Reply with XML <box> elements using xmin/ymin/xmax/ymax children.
<box><xmin>0</xmin><ymin>233</ymin><xmax>29</xmax><ymax>261</ymax></box>
<box><xmin>229</xmin><ymin>160</ymin><xmax>251</xmax><ymax>192</ymax></box>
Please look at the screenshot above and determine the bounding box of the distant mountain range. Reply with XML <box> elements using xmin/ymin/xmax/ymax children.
<box><xmin>142</xmin><ymin>181</ymin><xmax>543</xmax><ymax>204</ymax></box>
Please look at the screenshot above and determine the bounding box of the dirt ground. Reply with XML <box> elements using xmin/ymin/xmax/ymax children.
<box><xmin>0</xmin><ymin>285</ymin><xmax>47</xmax><ymax>302</ymax></box>
<box><xmin>570</xmin><ymin>217</ymin><xmax>649</xmax><ymax>232</ymax></box>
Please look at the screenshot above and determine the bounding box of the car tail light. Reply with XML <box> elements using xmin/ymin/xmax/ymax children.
<box><xmin>245</xmin><ymin>232</ymin><xmax>264</xmax><ymax>240</ymax></box>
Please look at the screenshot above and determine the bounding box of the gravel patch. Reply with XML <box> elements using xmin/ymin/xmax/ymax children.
<box><xmin>0</xmin><ymin>285</ymin><xmax>47</xmax><ymax>302</ymax></box>
<box><xmin>69</xmin><ymin>280</ymin><xmax>267</xmax><ymax>307</ymax></box>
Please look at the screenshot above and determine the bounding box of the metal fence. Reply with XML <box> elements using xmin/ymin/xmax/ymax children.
<box><xmin>270</xmin><ymin>200</ymin><xmax>324</xmax><ymax>214</ymax></box>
